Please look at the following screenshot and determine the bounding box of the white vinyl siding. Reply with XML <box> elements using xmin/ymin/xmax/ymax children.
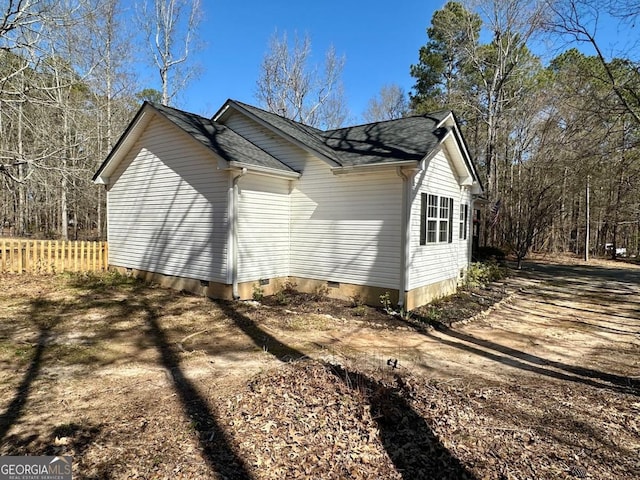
<box><xmin>237</xmin><ymin>173</ymin><xmax>290</xmax><ymax>282</ymax></box>
<box><xmin>107</xmin><ymin>115</ymin><xmax>229</xmax><ymax>282</ymax></box>
<box><xmin>289</xmin><ymin>164</ymin><xmax>402</xmax><ymax>289</ymax></box>
<box><xmin>225</xmin><ymin>112</ymin><xmax>403</xmax><ymax>289</ymax></box>
<box><xmin>408</xmin><ymin>150</ymin><xmax>472</xmax><ymax>290</ymax></box>
<box><xmin>104</xmin><ymin>107</ymin><xmax>475</xmax><ymax>300</ymax></box>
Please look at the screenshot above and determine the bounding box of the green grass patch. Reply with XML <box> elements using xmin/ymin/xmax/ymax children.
<box><xmin>63</xmin><ymin>270</ymin><xmax>143</xmax><ymax>292</ymax></box>
<box><xmin>0</xmin><ymin>341</ymin><xmax>35</xmax><ymax>366</ymax></box>
<box><xmin>45</xmin><ymin>343</ymin><xmax>102</xmax><ymax>365</ymax></box>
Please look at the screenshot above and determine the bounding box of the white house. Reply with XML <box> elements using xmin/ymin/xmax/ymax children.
<box><xmin>93</xmin><ymin>100</ymin><xmax>483</xmax><ymax>309</ymax></box>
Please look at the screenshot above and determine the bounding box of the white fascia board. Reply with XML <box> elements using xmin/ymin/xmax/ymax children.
<box><xmin>438</xmin><ymin>113</ymin><xmax>482</xmax><ymax>189</ymax></box>
<box><xmin>212</xmin><ymin>103</ymin><xmax>230</xmax><ymax>122</ymax></box>
<box><xmin>227</xmin><ymin>161</ymin><xmax>301</xmax><ymax>179</ymax></box>
<box><xmin>93</xmin><ymin>105</ymin><xmax>155</xmax><ymax>185</ymax></box>
<box><xmin>440</xmin><ymin>130</ymin><xmax>476</xmax><ymax>186</ymax></box>
<box><xmin>435</xmin><ymin>111</ymin><xmax>455</xmax><ymax>130</ymax></box>
<box><xmin>331</xmin><ymin>160</ymin><xmax>419</xmax><ymax>175</ymax></box>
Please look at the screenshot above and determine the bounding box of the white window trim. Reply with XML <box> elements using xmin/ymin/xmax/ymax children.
<box><xmin>421</xmin><ymin>193</ymin><xmax>454</xmax><ymax>245</ymax></box>
<box><xmin>459</xmin><ymin>203</ymin><xmax>469</xmax><ymax>240</ymax></box>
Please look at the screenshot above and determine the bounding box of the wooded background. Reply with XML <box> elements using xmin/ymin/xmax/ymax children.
<box><xmin>1</xmin><ymin>0</ymin><xmax>638</xmax><ymax>261</ymax></box>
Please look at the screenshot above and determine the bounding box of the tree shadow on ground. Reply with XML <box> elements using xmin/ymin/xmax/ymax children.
<box><xmin>216</xmin><ymin>300</ymin><xmax>307</xmax><ymax>361</ymax></box>
<box><xmin>407</xmin><ymin>259</ymin><xmax>640</xmax><ymax>397</ymax></box>
<box><xmin>0</xmin><ymin>325</ymin><xmax>49</xmax><ymax>444</ymax></box>
<box><xmin>330</xmin><ymin>364</ymin><xmax>476</xmax><ymax>480</ymax></box>
<box><xmin>1</xmin><ymin>275</ymin><xmax>254</xmax><ymax>479</ymax></box>
<box><xmin>413</xmin><ymin>320</ymin><xmax>639</xmax><ymax>397</ymax></box>
<box><xmin>523</xmin><ymin>261</ymin><xmax>640</xmax><ymax>285</ymax></box>
<box><xmin>216</xmin><ymin>299</ymin><xmax>477</xmax><ymax>480</ymax></box>
<box><xmin>504</xmin><ymin>302</ymin><xmax>639</xmax><ymax>335</ymax></box>
<box><xmin>141</xmin><ymin>297</ymin><xmax>253</xmax><ymax>480</ymax></box>
<box><xmin>0</xmin><ymin>295</ymin><xmax>105</xmax><ymax>458</ymax></box>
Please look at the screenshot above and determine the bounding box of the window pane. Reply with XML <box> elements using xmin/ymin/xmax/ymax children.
<box><xmin>427</xmin><ymin>220</ymin><xmax>437</xmax><ymax>243</ymax></box>
<box><xmin>439</xmin><ymin>220</ymin><xmax>448</xmax><ymax>242</ymax></box>
<box><xmin>428</xmin><ymin>195</ymin><xmax>438</xmax><ymax>218</ymax></box>
<box><xmin>439</xmin><ymin>197</ymin><xmax>449</xmax><ymax>219</ymax></box>
<box><xmin>463</xmin><ymin>204</ymin><xmax>468</xmax><ymax>240</ymax></box>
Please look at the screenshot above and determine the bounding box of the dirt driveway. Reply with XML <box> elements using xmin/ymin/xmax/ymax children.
<box><xmin>0</xmin><ymin>257</ymin><xmax>638</xmax><ymax>479</ymax></box>
<box><xmin>329</xmin><ymin>258</ymin><xmax>640</xmax><ymax>386</ymax></box>
<box><xmin>243</xmin><ymin>258</ymin><xmax>640</xmax><ymax>391</ymax></box>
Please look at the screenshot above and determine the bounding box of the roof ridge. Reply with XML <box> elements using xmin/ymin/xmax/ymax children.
<box><xmin>148</xmin><ymin>102</ymin><xmax>213</xmax><ymax>122</ymax></box>
<box><xmin>226</xmin><ymin>99</ymin><xmax>342</xmax><ymax>166</ymax></box>
<box><xmin>230</xmin><ymin>100</ymin><xmax>323</xmax><ymax>131</ymax></box>
<box><xmin>324</xmin><ymin>110</ymin><xmax>453</xmax><ymax>134</ymax></box>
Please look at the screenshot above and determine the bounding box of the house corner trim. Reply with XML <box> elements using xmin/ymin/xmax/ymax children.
<box><xmin>397</xmin><ymin>166</ymin><xmax>419</xmax><ymax>308</ymax></box>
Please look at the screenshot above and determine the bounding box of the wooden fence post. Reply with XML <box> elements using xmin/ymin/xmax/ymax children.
<box><xmin>47</xmin><ymin>241</ymin><xmax>52</xmax><ymax>274</ymax></box>
<box><xmin>17</xmin><ymin>241</ymin><xmax>23</xmax><ymax>274</ymax></box>
<box><xmin>0</xmin><ymin>239</ymin><xmax>109</xmax><ymax>274</ymax></box>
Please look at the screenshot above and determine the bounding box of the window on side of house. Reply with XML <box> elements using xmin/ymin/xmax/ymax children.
<box><xmin>420</xmin><ymin>193</ymin><xmax>438</xmax><ymax>245</ymax></box>
<box><xmin>439</xmin><ymin>196</ymin><xmax>453</xmax><ymax>242</ymax></box>
<box><xmin>459</xmin><ymin>203</ymin><xmax>469</xmax><ymax>240</ymax></box>
<box><xmin>427</xmin><ymin>194</ymin><xmax>438</xmax><ymax>243</ymax></box>
<box><xmin>421</xmin><ymin>193</ymin><xmax>453</xmax><ymax>244</ymax></box>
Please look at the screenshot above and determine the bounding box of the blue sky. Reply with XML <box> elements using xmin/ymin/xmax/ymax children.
<box><xmin>151</xmin><ymin>0</ymin><xmax>633</xmax><ymax>122</ymax></box>
<box><xmin>165</xmin><ymin>0</ymin><xmax>441</xmax><ymax>119</ymax></box>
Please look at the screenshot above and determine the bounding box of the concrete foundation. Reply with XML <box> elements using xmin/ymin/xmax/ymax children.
<box><xmin>110</xmin><ymin>266</ymin><xmax>457</xmax><ymax>310</ymax></box>
<box><xmin>404</xmin><ymin>277</ymin><xmax>459</xmax><ymax>310</ymax></box>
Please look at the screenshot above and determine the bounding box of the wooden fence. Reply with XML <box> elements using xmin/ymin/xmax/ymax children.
<box><xmin>0</xmin><ymin>239</ymin><xmax>108</xmax><ymax>274</ymax></box>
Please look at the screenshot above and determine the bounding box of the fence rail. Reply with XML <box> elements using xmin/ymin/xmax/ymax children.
<box><xmin>0</xmin><ymin>239</ymin><xmax>108</xmax><ymax>274</ymax></box>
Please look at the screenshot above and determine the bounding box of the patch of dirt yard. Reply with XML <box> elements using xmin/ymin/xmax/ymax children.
<box><xmin>0</xmin><ymin>257</ymin><xmax>639</xmax><ymax>479</ymax></box>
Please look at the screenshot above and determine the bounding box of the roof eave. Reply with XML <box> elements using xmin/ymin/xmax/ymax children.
<box><xmin>93</xmin><ymin>102</ymin><xmax>154</xmax><ymax>185</ymax></box>
<box><xmin>212</xmin><ymin>100</ymin><xmax>232</xmax><ymax>122</ymax></box>
<box><xmin>437</xmin><ymin>112</ymin><xmax>484</xmax><ymax>192</ymax></box>
<box><xmin>435</xmin><ymin>110</ymin><xmax>455</xmax><ymax>130</ymax></box>
<box><xmin>439</xmin><ymin>130</ymin><xmax>477</xmax><ymax>187</ymax></box>
<box><xmin>227</xmin><ymin>161</ymin><xmax>301</xmax><ymax>179</ymax></box>
<box><xmin>331</xmin><ymin>160</ymin><xmax>419</xmax><ymax>175</ymax></box>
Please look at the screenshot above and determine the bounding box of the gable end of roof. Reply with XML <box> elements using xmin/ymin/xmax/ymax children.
<box><xmin>214</xmin><ymin>100</ymin><xmax>343</xmax><ymax>167</ymax></box>
<box><xmin>93</xmin><ymin>102</ymin><xmax>298</xmax><ymax>185</ymax></box>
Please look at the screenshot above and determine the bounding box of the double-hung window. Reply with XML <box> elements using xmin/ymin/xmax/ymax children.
<box><xmin>421</xmin><ymin>194</ymin><xmax>454</xmax><ymax>245</ymax></box>
<box><xmin>459</xmin><ymin>203</ymin><xmax>469</xmax><ymax>240</ymax></box>
<box><xmin>426</xmin><ymin>194</ymin><xmax>438</xmax><ymax>243</ymax></box>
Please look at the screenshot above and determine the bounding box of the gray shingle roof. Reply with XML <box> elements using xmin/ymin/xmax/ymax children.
<box><xmin>227</xmin><ymin>101</ymin><xmax>454</xmax><ymax>168</ymax></box>
<box><xmin>229</xmin><ymin>101</ymin><xmax>342</xmax><ymax>165</ymax></box>
<box><xmin>150</xmin><ymin>103</ymin><xmax>297</xmax><ymax>173</ymax></box>
<box><xmin>322</xmin><ymin>113</ymin><xmax>451</xmax><ymax>166</ymax></box>
<box><xmin>95</xmin><ymin>99</ymin><xmax>472</xmax><ymax>187</ymax></box>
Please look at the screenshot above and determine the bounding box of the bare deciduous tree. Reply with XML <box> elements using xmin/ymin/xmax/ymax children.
<box><xmin>256</xmin><ymin>31</ymin><xmax>349</xmax><ymax>129</ymax></box>
<box><xmin>464</xmin><ymin>0</ymin><xmax>546</xmax><ymax>203</ymax></box>
<box><xmin>0</xmin><ymin>0</ymin><xmax>49</xmax><ymax>51</ymax></box>
<box><xmin>1</xmin><ymin>0</ymin><xmax>137</xmax><ymax>239</ymax></box>
<box><xmin>138</xmin><ymin>0</ymin><xmax>202</xmax><ymax>106</ymax></box>
<box><xmin>362</xmin><ymin>84</ymin><xmax>409</xmax><ymax>122</ymax></box>
<box><xmin>544</xmin><ymin>0</ymin><xmax>640</xmax><ymax>125</ymax></box>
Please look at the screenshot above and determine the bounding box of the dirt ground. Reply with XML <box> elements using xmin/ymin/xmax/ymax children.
<box><xmin>0</xmin><ymin>256</ymin><xmax>638</xmax><ymax>479</ymax></box>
